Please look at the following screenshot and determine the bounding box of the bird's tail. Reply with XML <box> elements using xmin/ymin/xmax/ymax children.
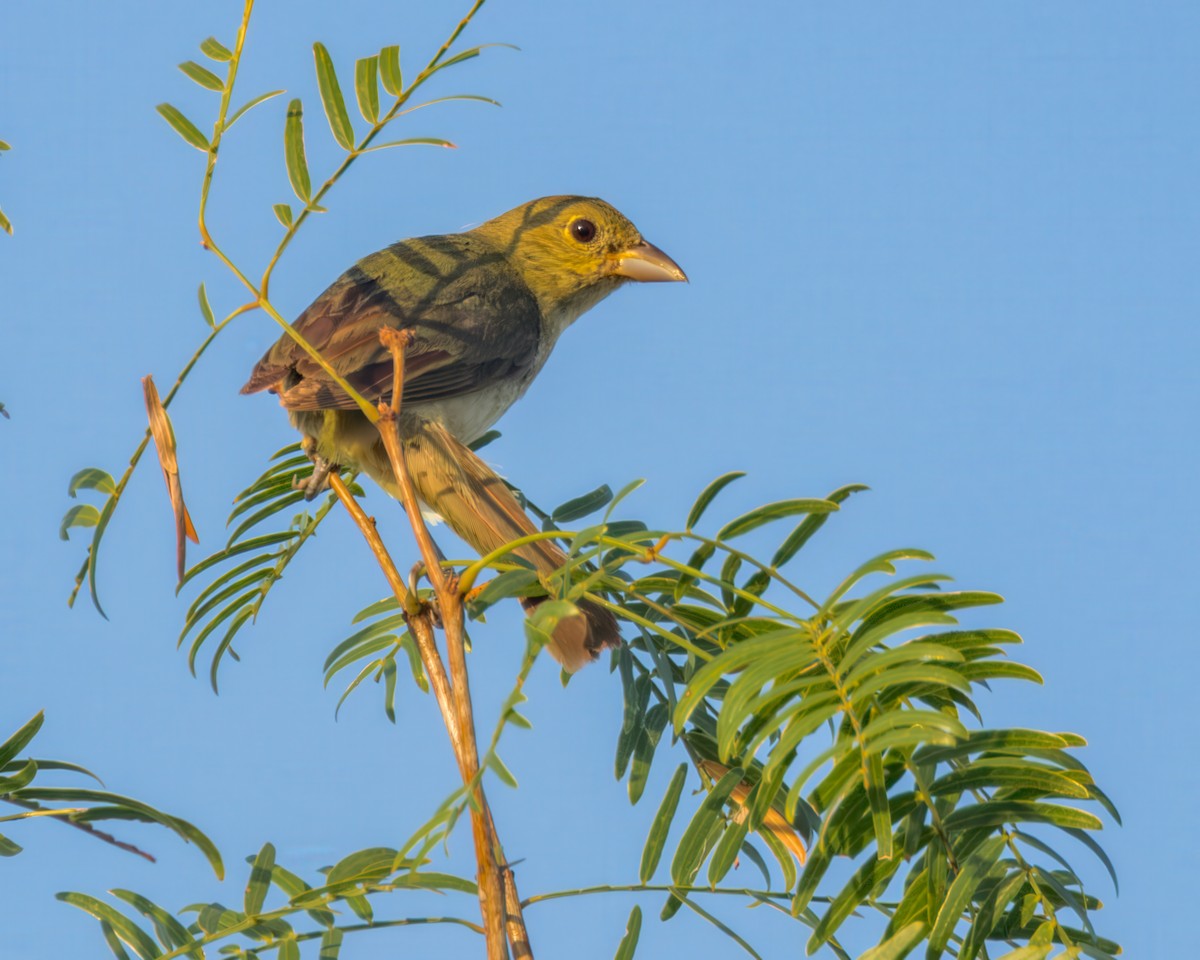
<box><xmin>392</xmin><ymin>417</ymin><xmax>622</xmax><ymax>672</ymax></box>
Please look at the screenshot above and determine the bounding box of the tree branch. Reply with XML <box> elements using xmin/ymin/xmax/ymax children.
<box><xmin>328</xmin><ymin>327</ymin><xmax>533</xmax><ymax>959</ymax></box>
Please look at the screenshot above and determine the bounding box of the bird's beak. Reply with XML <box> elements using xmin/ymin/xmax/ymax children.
<box><xmin>608</xmin><ymin>240</ymin><xmax>688</xmax><ymax>283</ymax></box>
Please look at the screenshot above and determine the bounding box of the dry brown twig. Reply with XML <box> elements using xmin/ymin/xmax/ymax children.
<box><xmin>327</xmin><ymin>327</ymin><xmax>532</xmax><ymax>960</ymax></box>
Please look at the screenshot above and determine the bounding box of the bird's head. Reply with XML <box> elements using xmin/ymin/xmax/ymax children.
<box><xmin>473</xmin><ymin>196</ymin><xmax>686</xmax><ymax>321</ymax></box>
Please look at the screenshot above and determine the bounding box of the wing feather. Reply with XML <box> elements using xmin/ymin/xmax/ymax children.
<box><xmin>241</xmin><ymin>233</ymin><xmax>541</xmax><ymax>413</ymax></box>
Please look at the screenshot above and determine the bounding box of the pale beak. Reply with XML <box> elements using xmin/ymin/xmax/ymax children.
<box><xmin>609</xmin><ymin>240</ymin><xmax>688</xmax><ymax>283</ymax></box>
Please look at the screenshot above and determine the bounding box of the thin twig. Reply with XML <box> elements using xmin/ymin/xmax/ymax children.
<box><xmin>374</xmin><ymin>327</ymin><xmax>512</xmax><ymax>959</ymax></box>
<box><xmin>328</xmin><ymin>473</ymin><xmax>411</xmax><ymax>611</ymax></box>
<box><xmin>328</xmin><ymin>471</ymin><xmax>459</xmax><ymax>743</ymax></box>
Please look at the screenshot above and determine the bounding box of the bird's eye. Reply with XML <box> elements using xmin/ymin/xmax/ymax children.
<box><xmin>569</xmin><ymin>218</ymin><xmax>597</xmax><ymax>243</ymax></box>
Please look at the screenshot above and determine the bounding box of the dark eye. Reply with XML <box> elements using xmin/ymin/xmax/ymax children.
<box><xmin>570</xmin><ymin>218</ymin><xmax>597</xmax><ymax>243</ymax></box>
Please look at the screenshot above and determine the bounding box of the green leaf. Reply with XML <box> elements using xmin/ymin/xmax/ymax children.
<box><xmin>178</xmin><ymin>531</ymin><xmax>297</xmax><ymax>590</ymax></box>
<box><xmin>640</xmin><ymin>763</ymin><xmax>687</xmax><ymax>882</ymax></box>
<box><xmin>613</xmin><ymin>904</ymin><xmax>642</xmax><ymax>960</ymax></box>
<box><xmin>706</xmin><ymin>815</ymin><xmax>749</xmax><ymax>886</ymax></box>
<box><xmin>615</xmin><ymin>673</ymin><xmax>651</xmax><ymax>781</ymax></box>
<box><xmin>943</xmin><ymin>800</ymin><xmax>1102</xmax><ymax>833</ymax></box>
<box><xmin>718</xmin><ymin>499</ymin><xmax>838</xmax><ymax>540</ymax></box>
<box><xmin>360</xmin><ymin>137</ymin><xmax>456</xmax><ymax>153</ymax></box>
<box><xmin>320</xmin><ymin>927</ymin><xmax>344</xmax><ymax>959</ymax></box>
<box><xmin>60</xmin><ymin>504</ymin><xmax>100</xmax><ymax>541</ymax></box>
<box><xmin>225</xmin><ymin>489</ymin><xmax>307</xmax><ymax>545</ymax></box>
<box><xmin>487</xmin><ymin>752</ymin><xmax>518</xmax><ymax>788</ymax></box>
<box><xmin>193</xmin><ymin>901</ymin><xmax>242</xmax><ymax>935</ymax></box>
<box><xmin>0</xmin><ymin>208</ymin><xmax>10</xmax><ymax>236</ymax></box>
<box><xmin>915</xmin><ymin>729</ymin><xmax>1070</xmax><ymax>765</ymax></box>
<box><xmin>327</xmin><ymin>846</ymin><xmax>398</xmax><ymax>886</ymax></box>
<box><xmin>992</xmin><ymin>947</ymin><xmax>1051</xmax><ymax>960</ymax></box>
<box><xmin>196</xmin><ymin>283</ymin><xmax>215</xmax><ymax>328</ymax></box>
<box><xmin>553</xmin><ymin>484</ymin><xmax>613</xmax><ymax>523</ymax></box>
<box><xmin>1062</xmin><ymin>826</ymin><xmax>1119</xmax><ymax>894</ymax></box>
<box><xmin>820</xmin><ymin>548</ymin><xmax>936</xmax><ymax>617</ymax></box>
<box><xmin>379</xmin><ymin>45</ymin><xmax>403</xmax><ymax>96</ymax></box>
<box><xmin>0</xmin><ymin>758</ymin><xmax>37</xmax><ymax>793</ymax></box>
<box><xmin>200</xmin><ymin>36</ymin><xmax>233</xmax><ymax>61</ymax></box>
<box><xmin>772</xmin><ymin>483</ymin><xmax>868</xmax><ymax>567</ymax></box>
<box><xmin>687</xmin><ymin>472</ymin><xmax>746</xmax><ymax>529</ymax></box>
<box><xmin>178</xmin><ymin>60</ymin><xmax>224</xmax><ymax>91</ymax></box>
<box><xmin>429</xmin><ymin>43</ymin><xmax>519</xmax><ymax>75</ymax></box>
<box><xmin>859</xmin><ymin>922</ymin><xmax>927</xmax><ymax>960</ymax></box>
<box><xmin>225</xmin><ymin>90</ymin><xmax>285</xmax><ymax>130</ymax></box>
<box><xmin>100</xmin><ymin>921</ymin><xmax>133</xmax><ymax>960</ymax></box>
<box><xmin>791</xmin><ymin>845</ymin><xmax>831</xmax><ymax>915</ymax></box>
<box><xmin>749</xmin><ymin>823</ymin><xmax>795</xmax><ymax>891</ymax></box>
<box><xmin>68</xmin><ymin>468</ymin><xmax>116</xmax><ymax>498</ymax></box>
<box><xmin>809</xmin><ymin>854</ymin><xmax>902</xmax><ymax>952</ymax></box>
<box><xmin>389</xmin><ymin>870</ymin><xmax>477</xmax><ymax>894</ymax></box>
<box><xmin>670</xmin><ymin>767</ymin><xmax>743</xmax><ymax>885</ymax></box>
<box><xmin>56</xmin><ymin>893</ymin><xmax>161</xmax><ymax>960</ymax></box>
<box><xmin>313</xmin><ymin>43</ymin><xmax>355</xmax><ymax>150</ymax></box>
<box><xmin>955</xmin><ymin>659</ymin><xmax>1044</xmax><ymax>686</ymax></box>
<box><xmin>1031</xmin><ymin>865</ymin><xmax>1092</xmax><ymax>932</ymax></box>
<box><xmin>284</xmin><ymin>99</ymin><xmax>312</xmax><ymax>201</ymax></box>
<box><xmin>926</xmin><ymin>835</ymin><xmax>1006</xmax><ymax>957</ymax></box>
<box><xmin>0</xmin><ymin>713</ymin><xmax>44</xmax><ymax>767</ymax></box>
<box><xmin>628</xmin><ymin>702</ymin><xmax>670</xmax><ymax>805</ymax></box>
<box><xmin>865</xmin><ymin>752</ymin><xmax>893</xmax><ymax>860</ymax></box>
<box><xmin>930</xmin><ymin>761</ymin><xmax>1090</xmax><ymax>800</ymax></box>
<box><xmin>354</xmin><ymin>56</ymin><xmax>379</xmax><ymax>123</ymax></box>
<box><xmin>272</xmin><ymin>203</ymin><xmax>293</xmax><ymax>228</ymax></box>
<box><xmin>957</xmin><ymin>869</ymin><xmax>1025</xmax><ymax>960</ymax></box>
<box><xmin>736</xmin><ymin>840</ymin><xmax>772</xmax><ymax>888</ymax></box>
<box><xmin>110</xmin><ymin>890</ymin><xmax>195</xmax><ymax>954</ymax></box>
<box><xmin>0</xmin><ymin>833</ymin><xmax>22</xmax><ymax>856</ymax></box>
<box><xmin>156</xmin><ymin>103</ymin><xmax>210</xmax><ymax>151</ymax></box>
<box><xmin>244</xmin><ymin>842</ymin><xmax>275</xmax><ymax>915</ymax></box>
<box><xmin>468</xmin><ymin>569</ymin><xmax>540</xmax><ymax>614</ymax></box>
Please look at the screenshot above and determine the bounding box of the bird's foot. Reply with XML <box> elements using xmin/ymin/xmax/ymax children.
<box><xmin>293</xmin><ymin>437</ymin><xmax>338</xmax><ymax>501</ymax></box>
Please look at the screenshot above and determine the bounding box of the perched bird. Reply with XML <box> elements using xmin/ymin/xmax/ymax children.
<box><xmin>242</xmin><ymin>196</ymin><xmax>686</xmax><ymax>671</ymax></box>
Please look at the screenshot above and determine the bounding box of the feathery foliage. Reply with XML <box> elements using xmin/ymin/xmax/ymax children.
<box><xmin>0</xmin><ymin>713</ymin><xmax>221</xmax><ymax>875</ymax></box>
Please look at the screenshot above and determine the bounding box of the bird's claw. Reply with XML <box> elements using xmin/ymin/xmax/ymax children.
<box><xmin>293</xmin><ymin>438</ymin><xmax>337</xmax><ymax>501</ymax></box>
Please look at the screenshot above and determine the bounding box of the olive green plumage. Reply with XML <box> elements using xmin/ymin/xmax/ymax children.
<box><xmin>243</xmin><ymin>196</ymin><xmax>686</xmax><ymax>671</ymax></box>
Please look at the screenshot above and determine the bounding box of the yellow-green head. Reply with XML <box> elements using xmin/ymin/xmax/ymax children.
<box><xmin>471</xmin><ymin>195</ymin><xmax>686</xmax><ymax>319</ymax></box>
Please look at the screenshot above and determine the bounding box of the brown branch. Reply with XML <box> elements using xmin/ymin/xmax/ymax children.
<box><xmin>499</xmin><ymin>835</ymin><xmax>533</xmax><ymax>959</ymax></box>
<box><xmin>374</xmin><ymin>328</ymin><xmax>511</xmax><ymax>959</ymax></box>
<box><xmin>327</xmin><ymin>474</ymin><xmax>411</xmax><ymax>612</ymax></box>
<box><xmin>329</xmin><ymin>327</ymin><xmax>533</xmax><ymax>958</ymax></box>
<box><xmin>328</xmin><ymin>472</ymin><xmax>460</xmax><ymax>745</ymax></box>
<box><xmin>2</xmin><ymin>798</ymin><xmax>156</xmax><ymax>863</ymax></box>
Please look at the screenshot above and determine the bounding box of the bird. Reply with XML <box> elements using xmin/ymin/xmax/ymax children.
<box><xmin>242</xmin><ymin>195</ymin><xmax>686</xmax><ymax>671</ymax></box>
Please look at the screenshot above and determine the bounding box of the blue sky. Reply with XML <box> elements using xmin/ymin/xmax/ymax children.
<box><xmin>2</xmin><ymin>1</ymin><xmax>1197</xmax><ymax>957</ymax></box>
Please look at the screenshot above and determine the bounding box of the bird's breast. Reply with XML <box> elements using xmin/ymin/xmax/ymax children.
<box><xmin>405</xmin><ymin>295</ymin><xmax>601</xmax><ymax>444</ymax></box>
<box><xmin>411</xmin><ymin>375</ymin><xmax>533</xmax><ymax>445</ymax></box>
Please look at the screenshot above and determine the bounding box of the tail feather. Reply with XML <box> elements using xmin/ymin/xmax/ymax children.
<box><xmin>392</xmin><ymin>417</ymin><xmax>622</xmax><ymax>671</ymax></box>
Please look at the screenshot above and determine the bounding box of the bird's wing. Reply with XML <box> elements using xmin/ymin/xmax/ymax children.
<box><xmin>241</xmin><ymin>234</ymin><xmax>542</xmax><ymax>412</ymax></box>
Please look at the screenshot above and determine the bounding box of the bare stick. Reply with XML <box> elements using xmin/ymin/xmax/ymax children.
<box><xmin>371</xmin><ymin>327</ymin><xmax>517</xmax><ymax>959</ymax></box>
<box><xmin>3</xmin><ymin>798</ymin><xmax>156</xmax><ymax>864</ymax></box>
<box><xmin>328</xmin><ymin>471</ymin><xmax>460</xmax><ymax>745</ymax></box>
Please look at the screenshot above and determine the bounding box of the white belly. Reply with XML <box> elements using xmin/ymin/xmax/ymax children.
<box><xmin>413</xmin><ymin>376</ymin><xmax>530</xmax><ymax>445</ymax></box>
